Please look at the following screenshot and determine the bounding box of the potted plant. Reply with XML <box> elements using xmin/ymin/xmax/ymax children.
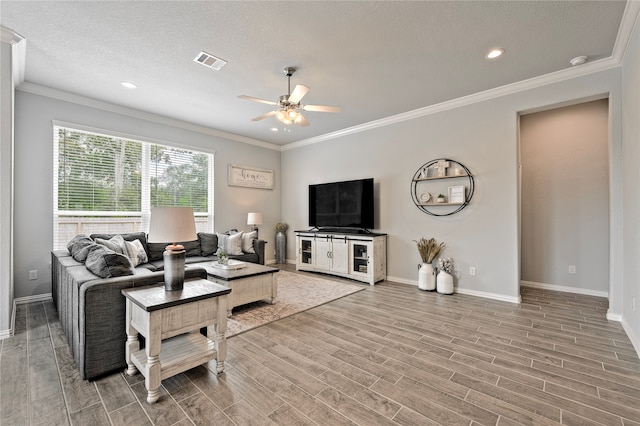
<box><xmin>217</xmin><ymin>249</ymin><xmax>228</xmax><ymax>265</ymax></box>
<box><xmin>275</xmin><ymin>223</ymin><xmax>288</xmax><ymax>264</ymax></box>
<box><xmin>437</xmin><ymin>257</ymin><xmax>455</xmax><ymax>294</ymax></box>
<box><xmin>414</xmin><ymin>237</ymin><xmax>445</xmax><ymax>291</ymax></box>
<box><xmin>436</xmin><ymin>194</ymin><xmax>446</xmax><ymax>203</ymax></box>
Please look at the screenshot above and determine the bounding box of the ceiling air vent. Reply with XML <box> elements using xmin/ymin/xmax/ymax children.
<box><xmin>194</xmin><ymin>51</ymin><xmax>227</xmax><ymax>71</ymax></box>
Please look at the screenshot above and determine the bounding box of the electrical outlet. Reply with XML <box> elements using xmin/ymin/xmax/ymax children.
<box><xmin>568</xmin><ymin>265</ymin><xmax>576</xmax><ymax>274</ymax></box>
<box><xmin>28</xmin><ymin>270</ymin><xmax>38</xmax><ymax>281</ymax></box>
<box><xmin>469</xmin><ymin>267</ymin><xmax>476</xmax><ymax>276</ymax></box>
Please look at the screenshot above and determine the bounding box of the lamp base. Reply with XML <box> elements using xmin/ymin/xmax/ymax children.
<box><xmin>163</xmin><ymin>246</ymin><xmax>186</xmax><ymax>291</ymax></box>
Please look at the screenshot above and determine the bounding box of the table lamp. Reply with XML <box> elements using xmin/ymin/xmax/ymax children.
<box><xmin>148</xmin><ymin>207</ymin><xmax>197</xmax><ymax>291</ymax></box>
<box><xmin>247</xmin><ymin>212</ymin><xmax>263</xmax><ymax>237</ymax></box>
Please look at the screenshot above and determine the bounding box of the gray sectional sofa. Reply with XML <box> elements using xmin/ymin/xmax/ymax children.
<box><xmin>52</xmin><ymin>231</ymin><xmax>266</xmax><ymax>380</ymax></box>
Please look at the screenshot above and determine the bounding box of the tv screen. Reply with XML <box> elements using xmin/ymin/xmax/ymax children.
<box><xmin>309</xmin><ymin>178</ymin><xmax>374</xmax><ymax>229</ymax></box>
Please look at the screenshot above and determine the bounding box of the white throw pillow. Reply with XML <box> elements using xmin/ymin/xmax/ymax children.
<box><xmin>216</xmin><ymin>232</ymin><xmax>244</xmax><ymax>255</ymax></box>
<box><xmin>226</xmin><ymin>232</ymin><xmax>244</xmax><ymax>255</ymax></box>
<box><xmin>124</xmin><ymin>239</ymin><xmax>148</xmax><ymax>266</ymax></box>
<box><xmin>96</xmin><ymin>235</ymin><xmax>148</xmax><ymax>267</ymax></box>
<box><xmin>242</xmin><ymin>230</ymin><xmax>257</xmax><ymax>253</ymax></box>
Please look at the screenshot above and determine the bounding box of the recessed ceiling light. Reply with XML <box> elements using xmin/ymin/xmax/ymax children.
<box><xmin>271</xmin><ymin>128</ymin><xmax>279</xmax><ymax>132</ymax></box>
<box><xmin>485</xmin><ymin>48</ymin><xmax>504</xmax><ymax>59</ymax></box>
<box><xmin>120</xmin><ymin>81</ymin><xmax>137</xmax><ymax>89</ymax></box>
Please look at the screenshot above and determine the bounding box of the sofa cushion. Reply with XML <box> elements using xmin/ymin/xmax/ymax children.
<box><xmin>66</xmin><ymin>234</ymin><xmax>96</xmax><ymax>262</ymax></box>
<box><xmin>147</xmin><ymin>240</ymin><xmax>200</xmax><ymax>261</ymax></box>
<box><xmin>198</xmin><ymin>232</ymin><xmax>218</xmax><ymax>256</ymax></box>
<box><xmin>242</xmin><ymin>230</ymin><xmax>257</xmax><ymax>253</ymax></box>
<box><xmin>84</xmin><ymin>244</ymin><xmax>134</xmax><ymax>278</ymax></box>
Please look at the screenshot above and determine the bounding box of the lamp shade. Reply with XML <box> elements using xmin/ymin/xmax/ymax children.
<box><xmin>148</xmin><ymin>207</ymin><xmax>197</xmax><ymax>243</ymax></box>
<box><xmin>247</xmin><ymin>212</ymin><xmax>263</xmax><ymax>226</ymax></box>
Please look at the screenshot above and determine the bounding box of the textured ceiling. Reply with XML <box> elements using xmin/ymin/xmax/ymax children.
<box><xmin>0</xmin><ymin>1</ymin><xmax>629</xmax><ymax>146</ymax></box>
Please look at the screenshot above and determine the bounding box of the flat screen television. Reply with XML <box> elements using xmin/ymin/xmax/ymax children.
<box><xmin>308</xmin><ymin>178</ymin><xmax>374</xmax><ymax>230</ymax></box>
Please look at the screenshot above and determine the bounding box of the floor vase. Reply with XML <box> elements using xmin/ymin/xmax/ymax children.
<box><xmin>437</xmin><ymin>270</ymin><xmax>454</xmax><ymax>294</ymax></box>
<box><xmin>275</xmin><ymin>231</ymin><xmax>287</xmax><ymax>264</ymax></box>
<box><xmin>418</xmin><ymin>263</ymin><xmax>436</xmax><ymax>291</ymax></box>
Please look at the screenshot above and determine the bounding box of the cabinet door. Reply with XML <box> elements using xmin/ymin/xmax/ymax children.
<box><xmin>350</xmin><ymin>241</ymin><xmax>372</xmax><ymax>276</ymax></box>
<box><xmin>298</xmin><ymin>237</ymin><xmax>314</xmax><ymax>266</ymax></box>
<box><xmin>315</xmin><ymin>240</ymin><xmax>332</xmax><ymax>271</ymax></box>
<box><xmin>330</xmin><ymin>239</ymin><xmax>349</xmax><ymax>273</ymax></box>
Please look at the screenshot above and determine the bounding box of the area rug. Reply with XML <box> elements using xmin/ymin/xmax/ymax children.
<box><xmin>224</xmin><ymin>270</ymin><xmax>365</xmax><ymax>337</ymax></box>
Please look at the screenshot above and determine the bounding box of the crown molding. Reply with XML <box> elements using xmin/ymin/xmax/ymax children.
<box><xmin>16</xmin><ymin>82</ymin><xmax>281</xmax><ymax>151</ymax></box>
<box><xmin>1</xmin><ymin>26</ymin><xmax>26</xmax><ymax>85</ymax></box>
<box><xmin>612</xmin><ymin>0</ymin><xmax>640</xmax><ymax>63</ymax></box>
<box><xmin>284</xmin><ymin>56</ymin><xmax>620</xmax><ymax>151</ymax></box>
<box><xmin>285</xmin><ymin>3</ymin><xmax>640</xmax><ymax>151</ymax></box>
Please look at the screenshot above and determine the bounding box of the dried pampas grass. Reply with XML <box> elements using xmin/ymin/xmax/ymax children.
<box><xmin>415</xmin><ymin>237</ymin><xmax>444</xmax><ymax>263</ymax></box>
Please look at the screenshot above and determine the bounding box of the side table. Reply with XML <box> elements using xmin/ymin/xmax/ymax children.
<box><xmin>121</xmin><ymin>279</ymin><xmax>231</xmax><ymax>404</ymax></box>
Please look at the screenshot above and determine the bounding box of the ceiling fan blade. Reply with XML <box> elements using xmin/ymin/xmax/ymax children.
<box><xmin>297</xmin><ymin>114</ymin><xmax>310</xmax><ymax>127</ymax></box>
<box><xmin>252</xmin><ymin>111</ymin><xmax>276</xmax><ymax>121</ymax></box>
<box><xmin>288</xmin><ymin>84</ymin><xmax>309</xmax><ymax>104</ymax></box>
<box><xmin>303</xmin><ymin>104</ymin><xmax>341</xmax><ymax>113</ymax></box>
<box><xmin>238</xmin><ymin>95</ymin><xmax>277</xmax><ymax>106</ymax></box>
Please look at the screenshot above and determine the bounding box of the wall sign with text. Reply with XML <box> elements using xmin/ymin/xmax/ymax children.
<box><xmin>228</xmin><ymin>164</ymin><xmax>274</xmax><ymax>189</ymax></box>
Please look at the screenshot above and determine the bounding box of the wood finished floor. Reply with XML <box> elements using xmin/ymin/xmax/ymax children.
<box><xmin>2</xmin><ymin>267</ymin><xmax>640</xmax><ymax>425</ymax></box>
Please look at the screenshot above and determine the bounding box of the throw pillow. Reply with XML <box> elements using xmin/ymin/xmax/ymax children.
<box><xmin>95</xmin><ymin>234</ymin><xmax>149</xmax><ymax>267</ymax></box>
<box><xmin>124</xmin><ymin>239</ymin><xmax>148</xmax><ymax>266</ymax></box>
<box><xmin>216</xmin><ymin>232</ymin><xmax>229</xmax><ymax>255</ymax></box>
<box><xmin>84</xmin><ymin>244</ymin><xmax>134</xmax><ymax>278</ymax></box>
<box><xmin>95</xmin><ymin>234</ymin><xmax>127</xmax><ymax>255</ymax></box>
<box><xmin>216</xmin><ymin>231</ymin><xmax>243</xmax><ymax>255</ymax></box>
<box><xmin>198</xmin><ymin>232</ymin><xmax>218</xmax><ymax>256</ymax></box>
<box><xmin>66</xmin><ymin>234</ymin><xmax>95</xmax><ymax>262</ymax></box>
<box><xmin>227</xmin><ymin>231</ymin><xmax>244</xmax><ymax>255</ymax></box>
<box><xmin>242</xmin><ymin>230</ymin><xmax>257</xmax><ymax>253</ymax></box>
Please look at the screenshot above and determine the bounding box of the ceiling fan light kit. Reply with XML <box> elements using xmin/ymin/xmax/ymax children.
<box><xmin>238</xmin><ymin>66</ymin><xmax>341</xmax><ymax>127</ymax></box>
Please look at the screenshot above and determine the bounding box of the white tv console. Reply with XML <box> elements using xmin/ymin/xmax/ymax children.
<box><xmin>295</xmin><ymin>230</ymin><xmax>387</xmax><ymax>285</ymax></box>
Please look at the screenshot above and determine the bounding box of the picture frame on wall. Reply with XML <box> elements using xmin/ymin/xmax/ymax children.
<box><xmin>228</xmin><ymin>164</ymin><xmax>274</xmax><ymax>189</ymax></box>
<box><xmin>448</xmin><ymin>185</ymin><xmax>466</xmax><ymax>204</ymax></box>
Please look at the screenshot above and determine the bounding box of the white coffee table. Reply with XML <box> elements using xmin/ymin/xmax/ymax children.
<box><xmin>200</xmin><ymin>262</ymin><xmax>279</xmax><ymax>317</ymax></box>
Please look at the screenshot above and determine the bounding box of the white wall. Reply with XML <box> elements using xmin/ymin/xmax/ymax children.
<box><xmin>520</xmin><ymin>99</ymin><xmax>610</xmax><ymax>295</ymax></box>
<box><xmin>621</xmin><ymin>12</ymin><xmax>640</xmax><ymax>352</ymax></box>
<box><xmin>282</xmin><ymin>69</ymin><xmax>622</xmax><ymax>304</ymax></box>
<box><xmin>12</xmin><ymin>90</ymin><xmax>281</xmax><ymax>299</ymax></box>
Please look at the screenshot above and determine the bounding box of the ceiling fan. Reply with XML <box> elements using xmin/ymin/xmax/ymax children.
<box><xmin>238</xmin><ymin>67</ymin><xmax>341</xmax><ymax>127</ymax></box>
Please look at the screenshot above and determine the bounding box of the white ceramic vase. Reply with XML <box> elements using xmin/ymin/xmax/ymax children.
<box><xmin>418</xmin><ymin>263</ymin><xmax>436</xmax><ymax>291</ymax></box>
<box><xmin>437</xmin><ymin>270</ymin><xmax>454</xmax><ymax>294</ymax></box>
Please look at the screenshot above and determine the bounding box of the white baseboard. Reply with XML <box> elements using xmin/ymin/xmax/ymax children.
<box><xmin>620</xmin><ymin>317</ymin><xmax>640</xmax><ymax>359</ymax></box>
<box><xmin>606</xmin><ymin>311</ymin><xmax>623</xmax><ymax>322</ymax></box>
<box><xmin>387</xmin><ymin>275</ymin><xmax>522</xmax><ymax>304</ymax></box>
<box><xmin>14</xmin><ymin>293</ymin><xmax>53</xmax><ymax>304</ymax></box>
<box><xmin>456</xmin><ymin>288</ymin><xmax>522</xmax><ymax>304</ymax></box>
<box><xmin>520</xmin><ymin>280</ymin><xmax>609</xmax><ymax>298</ymax></box>
<box><xmin>1</xmin><ymin>294</ymin><xmax>54</xmax><ymax>340</ymax></box>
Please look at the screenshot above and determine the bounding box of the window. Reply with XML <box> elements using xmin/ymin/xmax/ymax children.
<box><xmin>53</xmin><ymin>124</ymin><xmax>214</xmax><ymax>249</ymax></box>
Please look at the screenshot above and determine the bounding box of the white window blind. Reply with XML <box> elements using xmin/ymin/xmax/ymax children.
<box><xmin>53</xmin><ymin>125</ymin><xmax>214</xmax><ymax>249</ymax></box>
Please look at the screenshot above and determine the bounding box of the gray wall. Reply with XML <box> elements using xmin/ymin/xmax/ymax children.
<box><xmin>281</xmin><ymin>69</ymin><xmax>622</xmax><ymax>304</ymax></box>
<box><xmin>520</xmin><ymin>99</ymin><xmax>610</xmax><ymax>294</ymax></box>
<box><xmin>621</xmin><ymin>12</ymin><xmax>640</xmax><ymax>351</ymax></box>
<box><xmin>13</xmin><ymin>90</ymin><xmax>281</xmax><ymax>299</ymax></box>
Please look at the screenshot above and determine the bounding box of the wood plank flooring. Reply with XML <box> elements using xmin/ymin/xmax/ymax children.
<box><xmin>2</xmin><ymin>268</ymin><xmax>639</xmax><ymax>425</ymax></box>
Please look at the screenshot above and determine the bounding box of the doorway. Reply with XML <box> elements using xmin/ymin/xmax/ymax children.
<box><xmin>519</xmin><ymin>99</ymin><xmax>610</xmax><ymax>296</ymax></box>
